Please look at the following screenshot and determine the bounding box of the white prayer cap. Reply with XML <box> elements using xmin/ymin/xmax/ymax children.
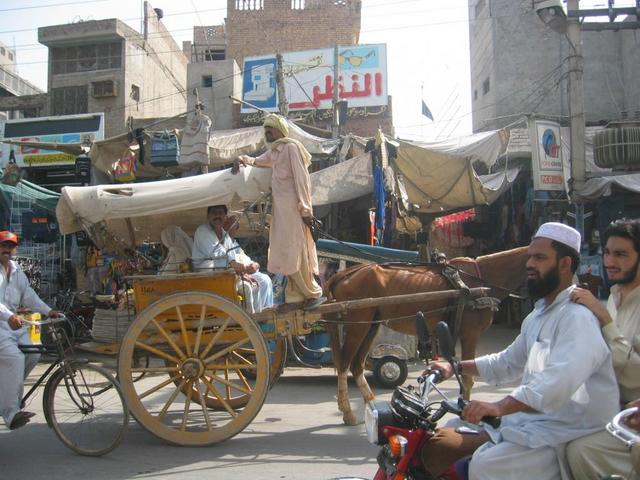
<box><xmin>533</xmin><ymin>222</ymin><xmax>581</xmax><ymax>254</ymax></box>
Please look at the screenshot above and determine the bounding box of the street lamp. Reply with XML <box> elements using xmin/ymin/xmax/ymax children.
<box><xmin>535</xmin><ymin>0</ymin><xmax>568</xmax><ymax>33</ymax></box>
<box><xmin>535</xmin><ymin>0</ymin><xmax>586</xmax><ymax>236</ymax></box>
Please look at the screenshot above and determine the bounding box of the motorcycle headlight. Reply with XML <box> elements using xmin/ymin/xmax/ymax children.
<box><xmin>365</xmin><ymin>402</ymin><xmax>379</xmax><ymax>444</ymax></box>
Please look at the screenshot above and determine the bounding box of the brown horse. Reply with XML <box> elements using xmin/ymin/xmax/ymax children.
<box><xmin>323</xmin><ymin>246</ymin><xmax>529</xmax><ymax>425</ymax></box>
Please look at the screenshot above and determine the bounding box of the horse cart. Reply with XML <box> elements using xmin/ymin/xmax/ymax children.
<box><xmin>55</xmin><ymin>168</ymin><xmax>492</xmax><ymax>447</ymax></box>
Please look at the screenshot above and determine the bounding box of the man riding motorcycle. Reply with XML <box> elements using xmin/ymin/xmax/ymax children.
<box><xmin>420</xmin><ymin>223</ymin><xmax>620</xmax><ymax>480</ymax></box>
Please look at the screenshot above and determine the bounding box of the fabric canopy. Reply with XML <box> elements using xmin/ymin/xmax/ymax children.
<box><xmin>0</xmin><ymin>179</ymin><xmax>59</xmax><ymax>213</ymax></box>
<box><xmin>574</xmin><ymin>173</ymin><xmax>640</xmax><ymax>202</ymax></box>
<box><xmin>208</xmin><ymin>121</ymin><xmax>338</xmax><ymax>167</ymax></box>
<box><xmin>88</xmin><ymin>119</ymin><xmax>338</xmax><ymax>178</ymax></box>
<box><xmin>394</xmin><ymin>130</ymin><xmax>515</xmax><ymax>213</ymax></box>
<box><xmin>56</xmin><ymin>166</ymin><xmax>272</xmax><ymax>245</ymax></box>
<box><xmin>311</xmin><ymin>153</ymin><xmax>372</xmax><ymax>206</ymax></box>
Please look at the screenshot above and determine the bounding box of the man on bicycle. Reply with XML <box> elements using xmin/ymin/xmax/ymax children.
<box><xmin>0</xmin><ymin>231</ymin><xmax>60</xmax><ymax>430</ymax></box>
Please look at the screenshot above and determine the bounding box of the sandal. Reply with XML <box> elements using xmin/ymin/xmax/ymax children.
<box><xmin>9</xmin><ymin>411</ymin><xmax>35</xmax><ymax>430</ymax></box>
<box><xmin>303</xmin><ymin>296</ymin><xmax>327</xmax><ymax>311</ymax></box>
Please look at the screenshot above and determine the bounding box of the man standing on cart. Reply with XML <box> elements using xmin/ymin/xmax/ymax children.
<box><xmin>0</xmin><ymin>231</ymin><xmax>60</xmax><ymax>430</ymax></box>
<box><xmin>233</xmin><ymin>114</ymin><xmax>326</xmax><ymax>311</ymax></box>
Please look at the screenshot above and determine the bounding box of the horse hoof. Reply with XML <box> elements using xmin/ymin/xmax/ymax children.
<box><xmin>343</xmin><ymin>412</ymin><xmax>358</xmax><ymax>426</ymax></box>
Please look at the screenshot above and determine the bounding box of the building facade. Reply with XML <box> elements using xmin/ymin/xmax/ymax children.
<box><xmin>183</xmin><ymin>0</ymin><xmax>391</xmax><ymax>136</ymax></box>
<box><xmin>38</xmin><ymin>2</ymin><xmax>188</xmax><ymax>137</ymax></box>
<box><xmin>468</xmin><ymin>0</ymin><xmax>640</xmax><ymax>132</ymax></box>
<box><xmin>0</xmin><ymin>41</ymin><xmax>44</xmax><ymax>120</ymax></box>
<box><xmin>225</xmin><ymin>0</ymin><xmax>361</xmax><ymax>66</ymax></box>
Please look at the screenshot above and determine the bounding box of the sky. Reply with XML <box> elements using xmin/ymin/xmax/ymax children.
<box><xmin>0</xmin><ymin>0</ymin><xmax>634</xmax><ymax>141</ymax></box>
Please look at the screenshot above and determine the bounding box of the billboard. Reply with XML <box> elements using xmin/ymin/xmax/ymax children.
<box><xmin>241</xmin><ymin>44</ymin><xmax>388</xmax><ymax>114</ymax></box>
<box><xmin>0</xmin><ymin>113</ymin><xmax>104</xmax><ymax>168</ymax></box>
<box><xmin>529</xmin><ymin>119</ymin><xmax>567</xmax><ymax>192</ymax></box>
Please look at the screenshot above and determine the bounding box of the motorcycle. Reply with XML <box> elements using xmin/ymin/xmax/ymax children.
<box><xmin>364</xmin><ymin>319</ymin><xmax>499</xmax><ymax>480</ymax></box>
<box><xmin>604</xmin><ymin>406</ymin><xmax>640</xmax><ymax>480</ymax></box>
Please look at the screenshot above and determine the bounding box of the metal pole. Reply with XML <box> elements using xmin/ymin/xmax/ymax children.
<box><xmin>332</xmin><ymin>45</ymin><xmax>340</xmax><ymax>139</ymax></box>
<box><xmin>567</xmin><ymin>0</ymin><xmax>586</xmax><ymax>237</ymax></box>
<box><xmin>276</xmin><ymin>53</ymin><xmax>288</xmax><ymax>117</ymax></box>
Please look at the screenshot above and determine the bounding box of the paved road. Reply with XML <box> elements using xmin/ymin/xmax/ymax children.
<box><xmin>0</xmin><ymin>325</ymin><xmax>519</xmax><ymax>480</ymax></box>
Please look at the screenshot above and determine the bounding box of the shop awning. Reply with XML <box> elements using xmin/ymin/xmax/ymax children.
<box><xmin>0</xmin><ymin>179</ymin><xmax>59</xmax><ymax>213</ymax></box>
<box><xmin>394</xmin><ymin>130</ymin><xmax>519</xmax><ymax>213</ymax></box>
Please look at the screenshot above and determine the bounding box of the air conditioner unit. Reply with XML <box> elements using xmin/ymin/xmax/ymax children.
<box><xmin>92</xmin><ymin>80</ymin><xmax>117</xmax><ymax>98</ymax></box>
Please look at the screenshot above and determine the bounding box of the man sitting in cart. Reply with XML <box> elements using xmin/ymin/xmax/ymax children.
<box><xmin>233</xmin><ymin>113</ymin><xmax>326</xmax><ymax>311</ymax></box>
<box><xmin>192</xmin><ymin>205</ymin><xmax>273</xmax><ymax>313</ymax></box>
<box><xmin>0</xmin><ymin>230</ymin><xmax>61</xmax><ymax>430</ymax></box>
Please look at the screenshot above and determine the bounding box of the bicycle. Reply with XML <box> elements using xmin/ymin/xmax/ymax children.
<box><xmin>18</xmin><ymin>314</ymin><xmax>128</xmax><ymax>456</ymax></box>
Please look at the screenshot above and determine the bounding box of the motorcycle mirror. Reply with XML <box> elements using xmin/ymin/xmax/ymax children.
<box><xmin>436</xmin><ymin>321</ymin><xmax>455</xmax><ymax>361</ymax></box>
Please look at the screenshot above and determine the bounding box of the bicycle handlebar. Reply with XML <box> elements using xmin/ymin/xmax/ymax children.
<box><xmin>19</xmin><ymin>314</ymin><xmax>67</xmax><ymax>326</ymax></box>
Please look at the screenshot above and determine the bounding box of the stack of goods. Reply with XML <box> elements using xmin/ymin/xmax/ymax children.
<box><xmin>91</xmin><ymin>290</ymin><xmax>136</xmax><ymax>343</ymax></box>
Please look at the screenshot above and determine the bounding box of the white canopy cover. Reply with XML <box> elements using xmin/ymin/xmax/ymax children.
<box><xmin>394</xmin><ymin>129</ymin><xmax>515</xmax><ymax>213</ymax></box>
<box><xmin>56</xmin><ymin>157</ymin><xmax>369</xmax><ymax>246</ymax></box>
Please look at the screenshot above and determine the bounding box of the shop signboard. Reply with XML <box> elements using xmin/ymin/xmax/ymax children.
<box><xmin>241</xmin><ymin>44</ymin><xmax>388</xmax><ymax>113</ymax></box>
<box><xmin>0</xmin><ymin>112</ymin><xmax>104</xmax><ymax>168</ymax></box>
<box><xmin>529</xmin><ymin>119</ymin><xmax>567</xmax><ymax>192</ymax></box>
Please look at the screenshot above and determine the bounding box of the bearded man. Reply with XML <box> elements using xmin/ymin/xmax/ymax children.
<box><xmin>420</xmin><ymin>222</ymin><xmax>619</xmax><ymax>480</ymax></box>
<box><xmin>232</xmin><ymin>114</ymin><xmax>325</xmax><ymax>311</ymax></box>
<box><xmin>567</xmin><ymin>218</ymin><xmax>640</xmax><ymax>480</ymax></box>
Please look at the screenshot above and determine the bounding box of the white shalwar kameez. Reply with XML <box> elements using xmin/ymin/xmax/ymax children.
<box><xmin>192</xmin><ymin>225</ymin><xmax>272</xmax><ymax>313</ymax></box>
<box><xmin>0</xmin><ymin>260</ymin><xmax>52</xmax><ymax>427</ymax></box>
<box><xmin>469</xmin><ymin>286</ymin><xmax>620</xmax><ymax>480</ymax></box>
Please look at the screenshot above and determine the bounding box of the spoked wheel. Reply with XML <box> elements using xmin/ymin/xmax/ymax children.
<box><xmin>117</xmin><ymin>292</ymin><xmax>270</xmax><ymax>446</ymax></box>
<box><xmin>45</xmin><ymin>362</ymin><xmax>128</xmax><ymax>456</ymax></box>
<box><xmin>171</xmin><ymin>336</ymin><xmax>285</xmax><ymax>410</ymax></box>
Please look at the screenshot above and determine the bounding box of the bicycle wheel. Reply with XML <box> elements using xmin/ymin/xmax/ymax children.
<box><xmin>44</xmin><ymin>363</ymin><xmax>128</xmax><ymax>456</ymax></box>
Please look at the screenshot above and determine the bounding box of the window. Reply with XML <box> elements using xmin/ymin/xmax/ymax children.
<box><xmin>8</xmin><ymin>52</ymin><xmax>13</xmax><ymax>61</ymax></box>
<box><xmin>291</xmin><ymin>0</ymin><xmax>305</xmax><ymax>9</ymax></box>
<box><xmin>474</xmin><ymin>89</ymin><xmax>478</xmax><ymax>101</ymax></box>
<box><xmin>482</xmin><ymin>77</ymin><xmax>490</xmax><ymax>95</ymax></box>
<box><xmin>204</xmin><ymin>49</ymin><xmax>225</xmax><ymax>61</ymax></box>
<box><xmin>235</xmin><ymin>0</ymin><xmax>263</xmax><ymax>10</ymax></box>
<box><xmin>52</xmin><ymin>42</ymin><xmax>121</xmax><ymax>75</ymax></box>
<box><xmin>92</xmin><ymin>80</ymin><xmax>117</xmax><ymax>97</ymax></box>
<box><xmin>130</xmin><ymin>84</ymin><xmax>140</xmax><ymax>102</ymax></box>
<box><xmin>202</xmin><ymin>75</ymin><xmax>213</xmax><ymax>88</ymax></box>
<box><xmin>0</xmin><ymin>47</ymin><xmax>5</xmax><ymax>55</ymax></box>
<box><xmin>52</xmin><ymin>86</ymin><xmax>88</xmax><ymax>115</ymax></box>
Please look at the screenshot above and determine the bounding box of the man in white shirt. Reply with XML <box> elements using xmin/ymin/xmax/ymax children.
<box><xmin>0</xmin><ymin>231</ymin><xmax>60</xmax><ymax>430</ymax></box>
<box><xmin>192</xmin><ymin>205</ymin><xmax>272</xmax><ymax>313</ymax></box>
<box><xmin>568</xmin><ymin>218</ymin><xmax>640</xmax><ymax>480</ymax></box>
<box><xmin>420</xmin><ymin>222</ymin><xmax>619</xmax><ymax>480</ymax></box>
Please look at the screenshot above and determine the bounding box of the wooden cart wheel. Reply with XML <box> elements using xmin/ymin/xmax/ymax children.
<box><xmin>117</xmin><ymin>292</ymin><xmax>269</xmax><ymax>446</ymax></box>
<box><xmin>167</xmin><ymin>335</ymin><xmax>285</xmax><ymax>410</ymax></box>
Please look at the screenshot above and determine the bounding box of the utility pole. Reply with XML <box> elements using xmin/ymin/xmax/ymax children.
<box><xmin>276</xmin><ymin>53</ymin><xmax>288</xmax><ymax>117</ymax></box>
<box><xmin>331</xmin><ymin>45</ymin><xmax>340</xmax><ymax>139</ymax></box>
<box><xmin>567</xmin><ymin>0</ymin><xmax>586</xmax><ymax>237</ymax></box>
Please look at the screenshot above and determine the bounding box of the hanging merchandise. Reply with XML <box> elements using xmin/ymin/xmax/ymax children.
<box><xmin>112</xmin><ymin>149</ymin><xmax>137</xmax><ymax>183</ymax></box>
<box><xmin>150</xmin><ymin>131</ymin><xmax>180</xmax><ymax>167</ymax></box>
<box><xmin>2</xmin><ymin>150</ymin><xmax>22</xmax><ymax>186</ymax></box>
<box><xmin>432</xmin><ymin>209</ymin><xmax>476</xmax><ymax>248</ymax></box>
<box><xmin>180</xmin><ymin>111</ymin><xmax>212</xmax><ymax>165</ymax></box>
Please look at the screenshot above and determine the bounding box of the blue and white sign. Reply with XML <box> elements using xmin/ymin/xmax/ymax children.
<box><xmin>241</xmin><ymin>44</ymin><xmax>388</xmax><ymax>114</ymax></box>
